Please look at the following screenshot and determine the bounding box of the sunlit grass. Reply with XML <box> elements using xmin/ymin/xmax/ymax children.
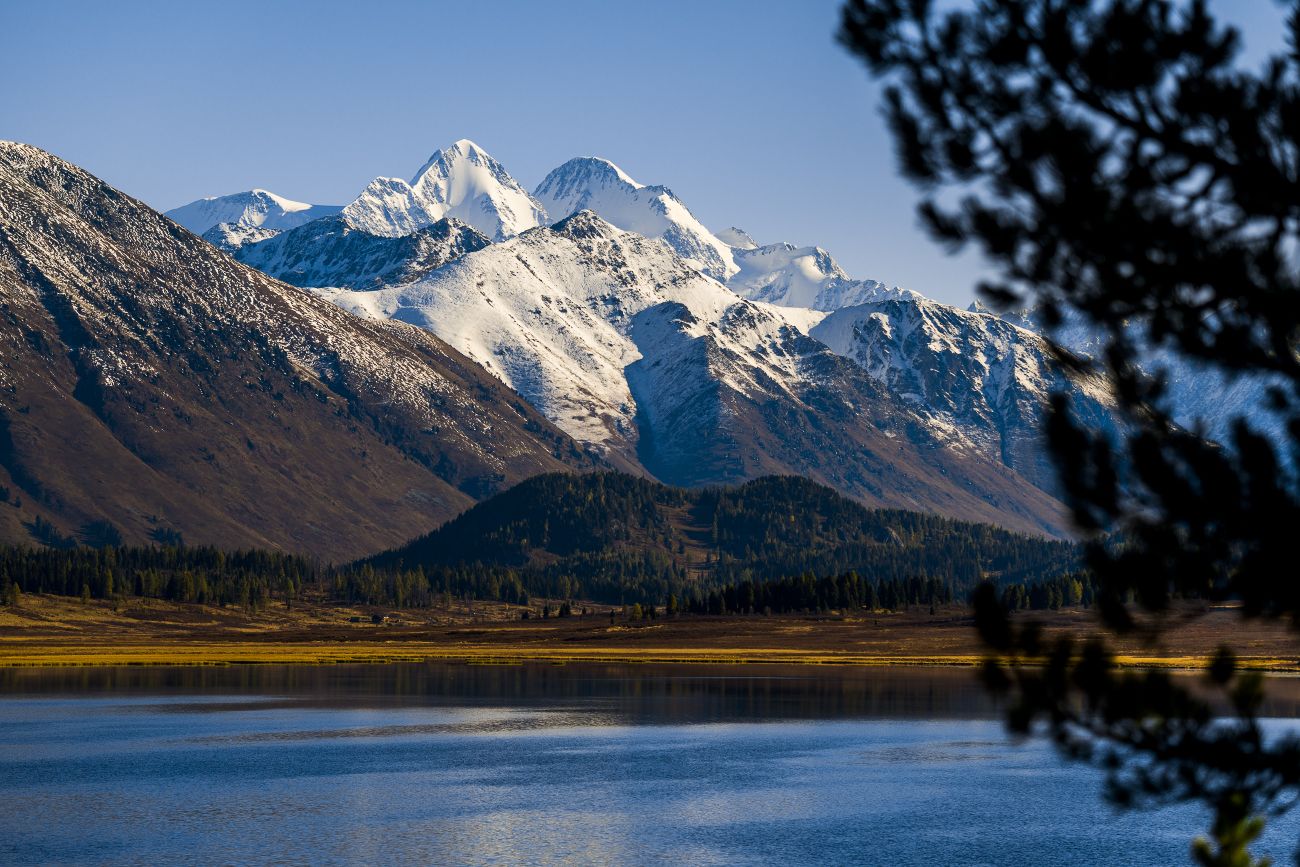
<box><xmin>1</xmin><ymin>592</ymin><xmax>1295</xmax><ymax>670</ymax></box>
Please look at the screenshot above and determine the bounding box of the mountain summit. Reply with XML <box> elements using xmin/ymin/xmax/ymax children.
<box><xmin>341</xmin><ymin>139</ymin><xmax>547</xmax><ymax>241</ymax></box>
<box><xmin>534</xmin><ymin>157</ymin><xmax>739</xmax><ymax>281</ymax></box>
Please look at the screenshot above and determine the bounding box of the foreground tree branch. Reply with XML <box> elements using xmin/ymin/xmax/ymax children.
<box><xmin>840</xmin><ymin>0</ymin><xmax>1300</xmax><ymax>862</ymax></box>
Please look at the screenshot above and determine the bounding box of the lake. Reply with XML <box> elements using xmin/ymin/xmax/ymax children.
<box><xmin>1</xmin><ymin>663</ymin><xmax>1298</xmax><ymax>865</ymax></box>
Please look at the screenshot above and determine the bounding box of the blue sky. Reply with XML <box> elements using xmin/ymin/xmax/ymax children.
<box><xmin>1</xmin><ymin>0</ymin><xmax>1288</xmax><ymax>306</ymax></box>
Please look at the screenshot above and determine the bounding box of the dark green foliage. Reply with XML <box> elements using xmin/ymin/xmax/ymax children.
<box><xmin>366</xmin><ymin>472</ymin><xmax>686</xmax><ymax>568</ymax></box>
<box><xmin>0</xmin><ymin>544</ymin><xmax>315</xmax><ymax>609</ymax></box>
<box><xmin>149</xmin><ymin>527</ymin><xmax>184</xmax><ymax>547</ymax></box>
<box><xmin>691</xmin><ymin>571</ymin><xmax>959</xmax><ymax>616</ymax></box>
<box><xmin>840</xmin><ymin>0</ymin><xmax>1300</xmax><ymax>860</ymax></box>
<box><xmin>701</xmin><ymin>476</ymin><xmax>1071</xmax><ymax>586</ymax></box>
<box><xmin>999</xmin><ymin>572</ymin><xmax>1095</xmax><ymax>611</ymax></box>
<box><xmin>695</xmin><ymin>569</ymin><xmax>1093</xmax><ymax>617</ymax></box>
<box><xmin>0</xmin><ymin>473</ymin><xmax>1083</xmax><ymax>613</ymax></box>
<box><xmin>361</xmin><ymin>472</ymin><xmax>1079</xmax><ymax>606</ymax></box>
<box><xmin>80</xmin><ymin>520</ymin><xmax>123</xmax><ymax>549</ymax></box>
<box><xmin>28</xmin><ymin>516</ymin><xmax>75</xmax><ymax>549</ymax></box>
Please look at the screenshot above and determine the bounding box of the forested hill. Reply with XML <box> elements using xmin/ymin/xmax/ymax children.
<box><xmin>362</xmin><ymin>472</ymin><xmax>1080</xmax><ymax>603</ymax></box>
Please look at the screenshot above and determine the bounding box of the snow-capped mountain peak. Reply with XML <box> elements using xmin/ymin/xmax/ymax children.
<box><xmin>342</xmin><ymin>140</ymin><xmax>547</xmax><ymax>242</ymax></box>
<box><xmin>411</xmin><ymin>138</ymin><xmax>493</xmax><ymax>178</ymax></box>
<box><xmin>534</xmin><ymin>156</ymin><xmax>643</xmax><ymax>206</ymax></box>
<box><xmin>165</xmin><ymin>189</ymin><xmax>342</xmax><ymax>236</ymax></box>
<box><xmin>533</xmin><ymin>156</ymin><xmax>739</xmax><ymax>281</ymax></box>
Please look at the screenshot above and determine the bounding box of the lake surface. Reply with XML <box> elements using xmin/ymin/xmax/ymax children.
<box><xmin>1</xmin><ymin>663</ymin><xmax>1298</xmax><ymax>865</ymax></box>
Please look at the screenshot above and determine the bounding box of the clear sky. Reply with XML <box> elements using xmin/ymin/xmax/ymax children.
<box><xmin>1</xmin><ymin>0</ymin><xmax>1288</xmax><ymax>306</ymax></box>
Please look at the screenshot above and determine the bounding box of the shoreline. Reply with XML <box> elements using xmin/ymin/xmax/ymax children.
<box><xmin>3</xmin><ymin>643</ymin><xmax>1296</xmax><ymax>672</ymax></box>
<box><xmin>2</xmin><ymin>593</ymin><xmax>1296</xmax><ymax>671</ymax></box>
<box><xmin>3</xmin><ymin>653</ymin><xmax>1295</xmax><ymax>671</ymax></box>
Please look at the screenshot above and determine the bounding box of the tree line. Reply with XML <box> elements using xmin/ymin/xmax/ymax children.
<box><xmin>0</xmin><ymin>540</ymin><xmax>1099</xmax><ymax>619</ymax></box>
<box><xmin>0</xmin><ymin>544</ymin><xmax>317</xmax><ymax>611</ymax></box>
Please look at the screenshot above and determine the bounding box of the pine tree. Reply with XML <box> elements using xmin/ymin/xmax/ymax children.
<box><xmin>840</xmin><ymin>0</ymin><xmax>1300</xmax><ymax>858</ymax></box>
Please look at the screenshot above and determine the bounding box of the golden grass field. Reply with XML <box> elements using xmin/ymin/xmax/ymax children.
<box><xmin>1</xmin><ymin>593</ymin><xmax>1297</xmax><ymax>670</ymax></box>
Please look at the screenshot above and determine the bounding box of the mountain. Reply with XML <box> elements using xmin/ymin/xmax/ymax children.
<box><xmin>341</xmin><ymin>139</ymin><xmax>547</xmax><ymax>241</ymax></box>
<box><xmin>313</xmin><ymin>209</ymin><xmax>1070</xmax><ymax>537</ymax></box>
<box><xmin>533</xmin><ymin>157</ymin><xmax>738</xmax><ymax>281</ymax></box>
<box><xmin>0</xmin><ymin>142</ymin><xmax>598</xmax><ymax>559</ymax></box>
<box><xmin>364</xmin><ymin>472</ymin><xmax>1080</xmax><ymax>604</ymax></box>
<box><xmin>713</xmin><ymin>232</ymin><xmax>1121</xmax><ymax>489</ymax></box>
<box><xmin>809</xmin><ymin>297</ymin><xmax>1117</xmax><ymax>492</ymax></box>
<box><xmin>165</xmin><ymin>189</ymin><xmax>341</xmax><ymax>236</ymax></box>
<box><xmin>233</xmin><ymin>215</ymin><xmax>490</xmax><ymax>290</ymax></box>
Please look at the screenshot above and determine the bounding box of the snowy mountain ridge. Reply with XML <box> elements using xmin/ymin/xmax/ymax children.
<box><xmin>234</xmin><ymin>214</ymin><xmax>490</xmax><ymax>290</ymax></box>
<box><xmin>341</xmin><ymin>139</ymin><xmax>547</xmax><ymax>242</ymax></box>
<box><xmin>809</xmin><ymin>295</ymin><xmax>1117</xmax><ymax>492</ymax></box>
<box><xmin>165</xmin><ymin>188</ymin><xmax>341</xmax><ymax>236</ymax></box>
<box><xmin>312</xmin><ymin>209</ymin><xmax>794</xmax><ymax>449</ymax></box>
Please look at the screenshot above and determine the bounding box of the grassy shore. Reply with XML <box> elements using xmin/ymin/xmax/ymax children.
<box><xmin>2</xmin><ymin>593</ymin><xmax>1297</xmax><ymax>670</ymax></box>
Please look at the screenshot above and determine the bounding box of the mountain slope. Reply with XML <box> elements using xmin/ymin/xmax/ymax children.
<box><xmin>341</xmin><ymin>139</ymin><xmax>547</xmax><ymax>241</ymax></box>
<box><xmin>534</xmin><ymin>157</ymin><xmax>738</xmax><ymax>281</ymax></box>
<box><xmin>233</xmin><ymin>215</ymin><xmax>490</xmax><ymax>290</ymax></box>
<box><xmin>364</xmin><ymin>472</ymin><xmax>1080</xmax><ymax>603</ymax></box>
<box><xmin>0</xmin><ymin>142</ymin><xmax>597</xmax><ymax>559</ymax></box>
<box><xmin>165</xmin><ymin>189</ymin><xmax>341</xmax><ymax>236</ymax></box>
<box><xmin>809</xmin><ymin>296</ymin><xmax>1117</xmax><ymax>491</ymax></box>
<box><xmin>314</xmin><ymin>210</ymin><xmax>1070</xmax><ymax>537</ymax></box>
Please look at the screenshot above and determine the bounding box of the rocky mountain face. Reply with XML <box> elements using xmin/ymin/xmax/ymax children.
<box><xmin>809</xmin><ymin>297</ymin><xmax>1117</xmax><ymax>492</ymax></box>
<box><xmin>165</xmin><ymin>189</ymin><xmax>341</xmax><ymax>237</ymax></box>
<box><xmin>0</xmin><ymin>142</ymin><xmax>597</xmax><ymax>559</ymax></box>
<box><xmin>201</xmin><ymin>222</ymin><xmax>280</xmax><ymax>253</ymax></box>
<box><xmin>341</xmin><ymin>139</ymin><xmax>547</xmax><ymax>241</ymax></box>
<box><xmin>234</xmin><ymin>215</ymin><xmax>490</xmax><ymax>290</ymax></box>
<box><xmin>310</xmin><ymin>209</ymin><xmax>1069</xmax><ymax>536</ymax></box>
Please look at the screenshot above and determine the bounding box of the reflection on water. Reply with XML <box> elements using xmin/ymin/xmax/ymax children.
<box><xmin>1</xmin><ymin>664</ymin><xmax>1299</xmax><ymax>866</ymax></box>
<box><xmin>0</xmin><ymin>662</ymin><xmax>1004</xmax><ymax>723</ymax></box>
